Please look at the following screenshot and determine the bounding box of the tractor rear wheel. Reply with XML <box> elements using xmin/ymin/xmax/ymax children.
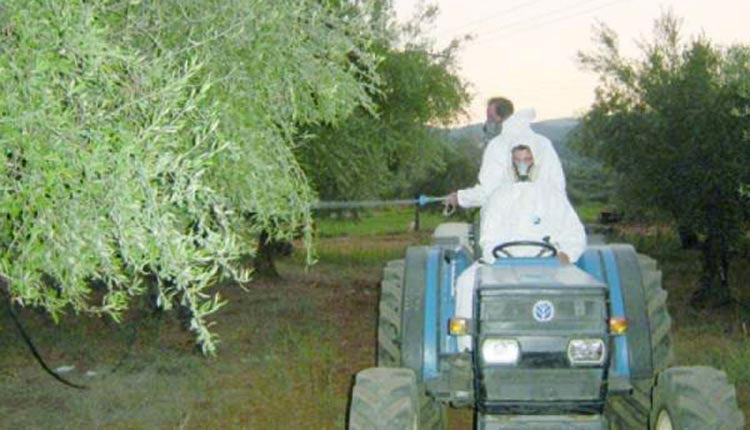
<box><xmin>349</xmin><ymin>367</ymin><xmax>419</xmax><ymax>430</ymax></box>
<box><xmin>606</xmin><ymin>253</ymin><xmax>674</xmax><ymax>429</ymax></box>
<box><xmin>377</xmin><ymin>259</ymin><xmax>404</xmax><ymax>367</ymax></box>
<box><xmin>650</xmin><ymin>366</ymin><xmax>744</xmax><ymax>430</ymax></box>
<box><xmin>375</xmin><ymin>258</ymin><xmax>447</xmax><ymax>430</ymax></box>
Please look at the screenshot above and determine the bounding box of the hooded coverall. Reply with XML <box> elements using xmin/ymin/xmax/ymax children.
<box><xmin>454</xmin><ymin>181</ymin><xmax>586</xmax><ymax>351</ymax></box>
<box><xmin>457</xmin><ymin>108</ymin><xmax>566</xmax><ymax>208</ymax></box>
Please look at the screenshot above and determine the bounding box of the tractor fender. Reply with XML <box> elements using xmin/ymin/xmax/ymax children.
<box><xmin>401</xmin><ymin>246</ymin><xmax>429</xmax><ymax>379</ymax></box>
<box><xmin>577</xmin><ymin>244</ymin><xmax>654</xmax><ymax>379</ymax></box>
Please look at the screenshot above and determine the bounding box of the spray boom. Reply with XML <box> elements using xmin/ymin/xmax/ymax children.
<box><xmin>313</xmin><ymin>194</ymin><xmax>448</xmax><ymax>210</ymax></box>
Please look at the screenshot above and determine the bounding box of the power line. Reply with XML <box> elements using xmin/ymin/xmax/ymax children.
<box><xmin>442</xmin><ymin>0</ymin><xmax>600</xmax><ymax>42</ymax></box>
<box><xmin>441</xmin><ymin>0</ymin><xmax>548</xmax><ymax>36</ymax></box>
<box><xmin>469</xmin><ymin>0</ymin><xmax>603</xmax><ymax>43</ymax></box>
<box><xmin>470</xmin><ymin>0</ymin><xmax>630</xmax><ymax>46</ymax></box>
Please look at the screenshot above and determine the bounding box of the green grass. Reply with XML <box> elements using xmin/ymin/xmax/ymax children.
<box><xmin>305</xmin><ymin>233</ymin><xmax>431</xmax><ymax>267</ymax></box>
<box><xmin>0</xmin><ymin>258</ymin><xmax>378</xmax><ymax>430</ymax></box>
<box><xmin>315</xmin><ymin>207</ymin><xmax>450</xmax><ymax>237</ymax></box>
<box><xmin>574</xmin><ymin>201</ymin><xmax>607</xmax><ymax>224</ymax></box>
<box><xmin>310</xmin><ymin>206</ymin><xmax>449</xmax><ymax>266</ymax></box>
<box><xmin>606</xmin><ymin>223</ymin><xmax>750</xmax><ymax>423</ymax></box>
<box><xmin>0</xmin><ymin>310</ymin><xmax>210</xmax><ymax>430</ymax></box>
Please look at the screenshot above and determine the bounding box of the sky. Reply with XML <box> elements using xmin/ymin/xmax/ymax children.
<box><xmin>392</xmin><ymin>0</ymin><xmax>750</xmax><ymax>125</ymax></box>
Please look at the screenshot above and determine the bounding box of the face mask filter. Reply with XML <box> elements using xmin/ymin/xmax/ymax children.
<box><xmin>515</xmin><ymin>161</ymin><xmax>531</xmax><ymax>181</ymax></box>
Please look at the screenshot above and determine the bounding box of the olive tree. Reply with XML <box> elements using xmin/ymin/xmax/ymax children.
<box><xmin>296</xmin><ymin>4</ymin><xmax>469</xmax><ymax>201</ymax></box>
<box><xmin>0</xmin><ymin>0</ymin><xmax>381</xmax><ymax>353</ymax></box>
<box><xmin>575</xmin><ymin>13</ymin><xmax>750</xmax><ymax>305</ymax></box>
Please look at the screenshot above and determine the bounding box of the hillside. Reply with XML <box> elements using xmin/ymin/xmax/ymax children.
<box><xmin>448</xmin><ymin>117</ymin><xmax>581</xmax><ymax>165</ymax></box>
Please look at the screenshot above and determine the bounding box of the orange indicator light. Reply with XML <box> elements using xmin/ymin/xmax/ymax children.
<box><xmin>449</xmin><ymin>318</ymin><xmax>469</xmax><ymax>336</ymax></box>
<box><xmin>609</xmin><ymin>317</ymin><xmax>628</xmax><ymax>335</ymax></box>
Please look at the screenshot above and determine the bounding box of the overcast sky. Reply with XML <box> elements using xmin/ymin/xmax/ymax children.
<box><xmin>392</xmin><ymin>0</ymin><xmax>750</xmax><ymax>124</ymax></box>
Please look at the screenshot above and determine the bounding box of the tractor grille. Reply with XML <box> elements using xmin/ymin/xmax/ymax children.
<box><xmin>476</xmin><ymin>288</ymin><xmax>608</xmax><ymax>408</ymax></box>
<box><xmin>478</xmin><ymin>292</ymin><xmax>606</xmax><ymax>335</ymax></box>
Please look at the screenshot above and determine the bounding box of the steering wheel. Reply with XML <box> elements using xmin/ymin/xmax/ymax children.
<box><xmin>492</xmin><ymin>240</ymin><xmax>558</xmax><ymax>259</ymax></box>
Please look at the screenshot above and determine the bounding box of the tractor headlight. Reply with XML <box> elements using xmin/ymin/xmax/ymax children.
<box><xmin>567</xmin><ymin>339</ymin><xmax>606</xmax><ymax>365</ymax></box>
<box><xmin>481</xmin><ymin>338</ymin><xmax>520</xmax><ymax>365</ymax></box>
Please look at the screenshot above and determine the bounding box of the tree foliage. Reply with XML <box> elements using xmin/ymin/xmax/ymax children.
<box><xmin>574</xmin><ymin>12</ymin><xmax>750</xmax><ymax>302</ymax></box>
<box><xmin>411</xmin><ymin>134</ymin><xmax>481</xmax><ymax>198</ymax></box>
<box><xmin>296</xmin><ymin>4</ymin><xmax>469</xmax><ymax>201</ymax></box>
<box><xmin>0</xmin><ymin>0</ymin><xmax>382</xmax><ymax>353</ymax></box>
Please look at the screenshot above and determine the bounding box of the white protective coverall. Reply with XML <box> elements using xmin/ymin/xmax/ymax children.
<box><xmin>454</xmin><ymin>181</ymin><xmax>586</xmax><ymax>351</ymax></box>
<box><xmin>457</xmin><ymin>108</ymin><xmax>566</xmax><ymax>208</ymax></box>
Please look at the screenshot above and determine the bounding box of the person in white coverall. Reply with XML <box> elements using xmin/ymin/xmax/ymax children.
<box><xmin>444</xmin><ymin>99</ymin><xmax>566</xmax><ymax>211</ymax></box>
<box><xmin>454</xmin><ymin>144</ymin><xmax>586</xmax><ymax>351</ymax></box>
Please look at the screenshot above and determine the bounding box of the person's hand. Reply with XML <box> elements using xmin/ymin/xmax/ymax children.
<box><xmin>443</xmin><ymin>192</ymin><xmax>459</xmax><ymax>215</ymax></box>
<box><xmin>558</xmin><ymin>252</ymin><xmax>571</xmax><ymax>265</ymax></box>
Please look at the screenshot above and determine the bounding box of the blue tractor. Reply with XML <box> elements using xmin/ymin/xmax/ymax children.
<box><xmin>348</xmin><ymin>222</ymin><xmax>744</xmax><ymax>430</ymax></box>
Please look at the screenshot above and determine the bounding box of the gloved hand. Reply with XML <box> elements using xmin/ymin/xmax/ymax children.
<box><xmin>443</xmin><ymin>192</ymin><xmax>459</xmax><ymax>216</ymax></box>
<box><xmin>558</xmin><ymin>252</ymin><xmax>571</xmax><ymax>265</ymax></box>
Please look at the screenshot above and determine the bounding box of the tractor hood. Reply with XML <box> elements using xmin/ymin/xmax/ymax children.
<box><xmin>474</xmin><ymin>263</ymin><xmax>609</xmax><ymax>414</ymax></box>
<box><xmin>479</xmin><ymin>264</ymin><xmax>606</xmax><ymax>290</ymax></box>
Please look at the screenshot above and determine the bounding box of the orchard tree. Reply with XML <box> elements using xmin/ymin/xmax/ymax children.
<box><xmin>296</xmin><ymin>4</ymin><xmax>470</xmax><ymax>201</ymax></box>
<box><xmin>411</xmin><ymin>134</ymin><xmax>482</xmax><ymax>198</ymax></box>
<box><xmin>575</xmin><ymin>13</ymin><xmax>750</xmax><ymax>306</ymax></box>
<box><xmin>0</xmin><ymin>0</ymin><xmax>381</xmax><ymax>353</ymax></box>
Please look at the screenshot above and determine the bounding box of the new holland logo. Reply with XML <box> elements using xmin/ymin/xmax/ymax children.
<box><xmin>532</xmin><ymin>300</ymin><xmax>555</xmax><ymax>322</ymax></box>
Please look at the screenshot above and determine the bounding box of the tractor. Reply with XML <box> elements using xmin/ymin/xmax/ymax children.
<box><xmin>348</xmin><ymin>222</ymin><xmax>745</xmax><ymax>430</ymax></box>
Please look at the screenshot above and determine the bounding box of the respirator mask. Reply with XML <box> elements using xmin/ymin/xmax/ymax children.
<box><xmin>483</xmin><ymin>121</ymin><xmax>502</xmax><ymax>141</ymax></box>
<box><xmin>514</xmin><ymin>161</ymin><xmax>532</xmax><ymax>182</ymax></box>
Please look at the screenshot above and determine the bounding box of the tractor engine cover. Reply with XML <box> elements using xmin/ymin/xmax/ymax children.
<box><xmin>473</xmin><ymin>264</ymin><xmax>609</xmax><ymax>415</ymax></box>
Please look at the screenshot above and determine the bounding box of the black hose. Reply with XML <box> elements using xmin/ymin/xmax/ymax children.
<box><xmin>6</xmin><ymin>302</ymin><xmax>88</xmax><ymax>390</ymax></box>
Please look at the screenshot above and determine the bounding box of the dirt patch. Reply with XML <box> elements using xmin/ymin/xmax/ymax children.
<box><xmin>0</xmin><ymin>233</ymin><xmax>390</xmax><ymax>430</ymax></box>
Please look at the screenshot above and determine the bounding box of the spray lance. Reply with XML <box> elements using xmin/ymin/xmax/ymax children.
<box><xmin>312</xmin><ymin>194</ymin><xmax>454</xmax><ymax>215</ymax></box>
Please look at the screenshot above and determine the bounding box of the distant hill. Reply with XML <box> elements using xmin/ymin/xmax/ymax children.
<box><xmin>531</xmin><ymin>118</ymin><xmax>586</xmax><ymax>170</ymax></box>
<box><xmin>446</xmin><ymin>117</ymin><xmax>613</xmax><ymax>204</ymax></box>
<box><xmin>447</xmin><ymin>117</ymin><xmax>583</xmax><ymax>167</ymax></box>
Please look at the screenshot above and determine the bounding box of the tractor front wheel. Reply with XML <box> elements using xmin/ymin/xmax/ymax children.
<box><xmin>650</xmin><ymin>366</ymin><xmax>744</xmax><ymax>430</ymax></box>
<box><xmin>349</xmin><ymin>367</ymin><xmax>419</xmax><ymax>430</ymax></box>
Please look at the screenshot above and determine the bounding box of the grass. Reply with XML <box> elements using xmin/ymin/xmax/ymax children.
<box><xmin>609</xmin><ymin>223</ymin><xmax>750</xmax><ymax>421</ymax></box>
<box><xmin>0</xmin><ymin>311</ymin><xmax>210</xmax><ymax>430</ymax></box>
<box><xmin>315</xmin><ymin>207</ymin><xmax>452</xmax><ymax>238</ymax></box>
<box><xmin>310</xmin><ymin>233</ymin><xmax>428</xmax><ymax>266</ymax></box>
<box><xmin>311</xmin><ymin>207</ymin><xmax>453</xmax><ymax>266</ymax></box>
<box><xmin>574</xmin><ymin>201</ymin><xmax>606</xmax><ymax>224</ymax></box>
<box><xmin>1</xmin><ymin>213</ymin><xmax>748</xmax><ymax>429</ymax></box>
<box><xmin>0</xmin><ymin>256</ymin><xmax>381</xmax><ymax>430</ymax></box>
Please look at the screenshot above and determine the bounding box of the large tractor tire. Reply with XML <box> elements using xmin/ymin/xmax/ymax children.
<box><xmin>637</xmin><ymin>254</ymin><xmax>674</xmax><ymax>370</ymax></box>
<box><xmin>649</xmin><ymin>366</ymin><xmax>744</xmax><ymax>430</ymax></box>
<box><xmin>419</xmin><ymin>390</ymin><xmax>447</xmax><ymax>430</ymax></box>
<box><xmin>377</xmin><ymin>259</ymin><xmax>405</xmax><ymax>367</ymax></box>
<box><xmin>606</xmin><ymin>253</ymin><xmax>674</xmax><ymax>429</ymax></box>
<box><xmin>349</xmin><ymin>367</ymin><xmax>419</xmax><ymax>430</ymax></box>
<box><xmin>377</xmin><ymin>252</ymin><xmax>440</xmax><ymax>371</ymax></box>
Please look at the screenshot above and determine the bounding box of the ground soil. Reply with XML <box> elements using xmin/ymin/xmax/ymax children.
<box><xmin>0</xmin><ymin>229</ymin><xmax>747</xmax><ymax>429</ymax></box>
<box><xmin>0</xmin><ymin>232</ymin><xmax>468</xmax><ymax>429</ymax></box>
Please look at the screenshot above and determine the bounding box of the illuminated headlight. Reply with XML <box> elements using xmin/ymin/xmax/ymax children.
<box><xmin>481</xmin><ymin>338</ymin><xmax>520</xmax><ymax>365</ymax></box>
<box><xmin>567</xmin><ymin>339</ymin><xmax>606</xmax><ymax>365</ymax></box>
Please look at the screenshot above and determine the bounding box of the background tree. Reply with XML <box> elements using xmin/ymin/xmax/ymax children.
<box><xmin>574</xmin><ymin>12</ymin><xmax>750</xmax><ymax>306</ymax></box>
<box><xmin>0</xmin><ymin>0</ymin><xmax>382</xmax><ymax>353</ymax></box>
<box><xmin>296</xmin><ymin>4</ymin><xmax>470</xmax><ymax>202</ymax></box>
